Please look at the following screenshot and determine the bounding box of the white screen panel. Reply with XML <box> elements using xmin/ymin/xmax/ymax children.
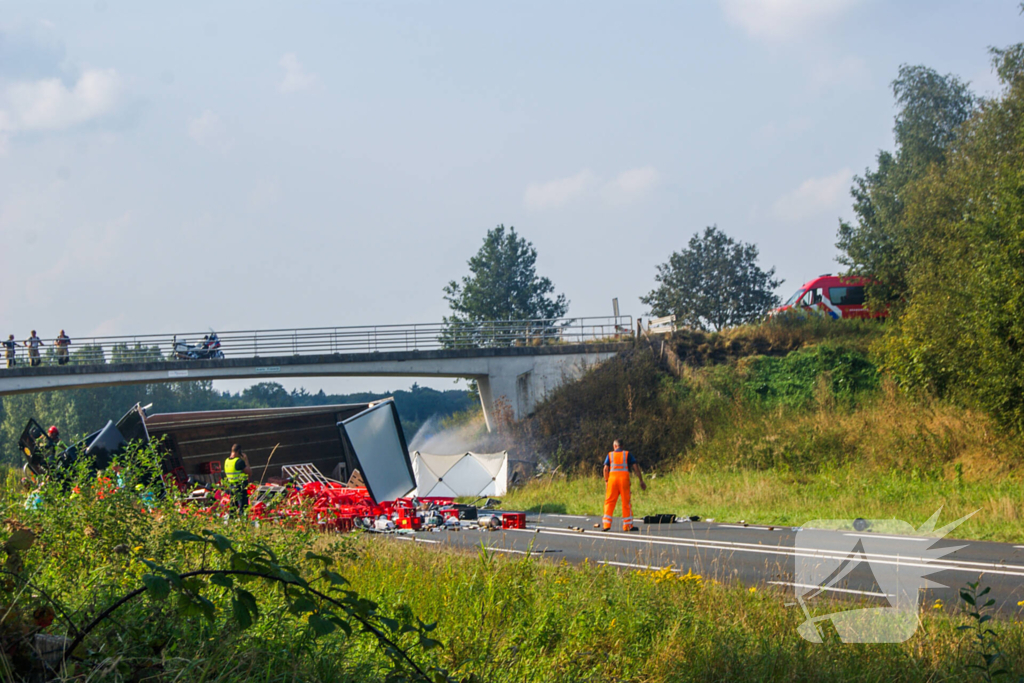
<box><xmin>340</xmin><ymin>402</ymin><xmax>415</xmax><ymax>502</ymax></box>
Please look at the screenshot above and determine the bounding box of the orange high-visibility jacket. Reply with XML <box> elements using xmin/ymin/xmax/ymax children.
<box><xmin>603</xmin><ymin>449</ymin><xmax>633</xmax><ymax>530</ymax></box>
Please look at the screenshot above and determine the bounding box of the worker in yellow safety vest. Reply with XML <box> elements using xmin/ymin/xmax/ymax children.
<box><xmin>224</xmin><ymin>444</ymin><xmax>252</xmax><ymax>515</ymax></box>
<box><xmin>602</xmin><ymin>439</ymin><xmax>645</xmax><ymax>532</ymax></box>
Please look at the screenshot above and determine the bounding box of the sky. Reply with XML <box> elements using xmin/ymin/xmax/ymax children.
<box><xmin>0</xmin><ymin>0</ymin><xmax>1020</xmax><ymax>395</ymax></box>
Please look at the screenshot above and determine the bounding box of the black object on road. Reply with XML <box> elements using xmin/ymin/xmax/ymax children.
<box><xmin>643</xmin><ymin>514</ymin><xmax>677</xmax><ymax>524</ymax></box>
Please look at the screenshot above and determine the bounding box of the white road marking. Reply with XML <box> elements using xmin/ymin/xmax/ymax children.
<box><xmin>598</xmin><ymin>560</ymin><xmax>664</xmax><ymax>571</ymax></box>
<box><xmin>486</xmin><ymin>547</ymin><xmax>558</xmax><ymax>556</ymax></box>
<box><xmin>521</xmin><ymin>525</ymin><xmax>1024</xmax><ymax>578</ymax></box>
<box><xmin>843</xmin><ymin>533</ymin><xmax>929</xmax><ymax>542</ymax></box>
<box><xmin>719</xmin><ymin>524</ymin><xmax>773</xmax><ymax>531</ymax></box>
<box><xmin>390</xmin><ymin>536</ymin><xmax>439</xmax><ymax>544</ymax></box>
<box><xmin>768</xmin><ymin>581</ymin><xmax>891</xmax><ymax>598</ymax></box>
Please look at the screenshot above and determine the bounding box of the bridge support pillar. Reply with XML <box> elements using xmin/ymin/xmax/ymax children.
<box><xmin>475</xmin><ymin>349</ymin><xmax>620</xmax><ymax>432</ymax></box>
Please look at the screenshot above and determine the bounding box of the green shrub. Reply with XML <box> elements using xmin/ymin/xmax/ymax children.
<box><xmin>745</xmin><ymin>345</ymin><xmax>880</xmax><ymax>409</ymax></box>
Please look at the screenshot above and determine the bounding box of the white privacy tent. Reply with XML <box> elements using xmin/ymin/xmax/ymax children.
<box><xmin>411</xmin><ymin>451</ymin><xmax>509</xmax><ymax>498</ymax></box>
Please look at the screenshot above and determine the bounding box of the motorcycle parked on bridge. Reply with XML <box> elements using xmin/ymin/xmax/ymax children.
<box><xmin>173</xmin><ymin>333</ymin><xmax>224</xmax><ymax>360</ymax></box>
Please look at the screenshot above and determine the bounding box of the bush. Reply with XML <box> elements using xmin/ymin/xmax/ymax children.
<box><xmin>745</xmin><ymin>345</ymin><xmax>880</xmax><ymax>409</ymax></box>
<box><xmin>0</xmin><ymin>444</ymin><xmax>458</xmax><ymax>682</ymax></box>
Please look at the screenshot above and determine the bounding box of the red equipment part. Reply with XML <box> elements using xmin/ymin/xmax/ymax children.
<box><xmin>501</xmin><ymin>513</ymin><xmax>526</xmax><ymax>529</ymax></box>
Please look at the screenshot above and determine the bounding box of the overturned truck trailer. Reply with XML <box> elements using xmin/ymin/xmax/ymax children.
<box><xmin>24</xmin><ymin>400</ymin><xmax>417</xmax><ymax>504</ymax></box>
<box><xmin>148</xmin><ymin>400</ymin><xmax>417</xmax><ymax>503</ymax></box>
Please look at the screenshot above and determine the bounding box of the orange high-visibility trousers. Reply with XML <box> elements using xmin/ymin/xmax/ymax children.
<box><xmin>603</xmin><ymin>473</ymin><xmax>632</xmax><ymax>530</ymax></box>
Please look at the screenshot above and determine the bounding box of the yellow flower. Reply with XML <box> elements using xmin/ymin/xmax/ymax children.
<box><xmin>1017</xmin><ymin>600</ymin><xmax>1024</xmax><ymax>607</ymax></box>
<box><xmin>679</xmin><ymin>568</ymin><xmax>703</xmax><ymax>586</ymax></box>
<box><xmin>749</xmin><ymin>586</ymin><xmax>757</xmax><ymax>593</ymax></box>
<box><xmin>933</xmin><ymin>600</ymin><xmax>944</xmax><ymax>609</ymax></box>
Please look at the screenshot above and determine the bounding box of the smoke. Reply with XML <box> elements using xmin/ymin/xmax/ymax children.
<box><xmin>407</xmin><ymin>412</ymin><xmax>509</xmax><ymax>455</ymax></box>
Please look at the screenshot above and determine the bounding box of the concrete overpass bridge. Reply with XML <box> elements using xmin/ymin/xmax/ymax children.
<box><xmin>0</xmin><ymin>317</ymin><xmax>633</xmax><ymax>430</ymax></box>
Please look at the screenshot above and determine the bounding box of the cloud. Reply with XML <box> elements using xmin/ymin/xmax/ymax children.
<box><xmin>720</xmin><ymin>0</ymin><xmax>861</xmax><ymax>41</ymax></box>
<box><xmin>187</xmin><ymin>109</ymin><xmax>231</xmax><ymax>150</ymax></box>
<box><xmin>524</xmin><ymin>166</ymin><xmax>662</xmax><ymax>210</ymax></box>
<box><xmin>602</xmin><ymin>166</ymin><xmax>660</xmax><ymax>206</ymax></box>
<box><xmin>523</xmin><ymin>169</ymin><xmax>597</xmax><ymax>210</ymax></box>
<box><xmin>278</xmin><ymin>53</ymin><xmax>317</xmax><ymax>93</ymax></box>
<box><xmin>772</xmin><ymin>168</ymin><xmax>852</xmax><ymax>222</ymax></box>
<box><xmin>0</xmin><ymin>68</ymin><xmax>121</xmax><ymax>134</ymax></box>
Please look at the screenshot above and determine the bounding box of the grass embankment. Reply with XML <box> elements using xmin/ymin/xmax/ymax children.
<box><xmin>509</xmin><ymin>316</ymin><xmax>1024</xmax><ymax>543</ymax></box>
<box><xmin>2</xmin><ymin>446</ymin><xmax>1024</xmax><ymax>682</ymax></box>
<box><xmin>343</xmin><ymin>538</ymin><xmax>1024</xmax><ymax>682</ymax></box>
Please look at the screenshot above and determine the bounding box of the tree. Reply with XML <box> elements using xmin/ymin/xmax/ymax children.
<box><xmin>241</xmin><ymin>382</ymin><xmax>294</xmax><ymax>408</ymax></box>
<box><xmin>443</xmin><ymin>225</ymin><xmax>568</xmax><ymax>324</ymax></box>
<box><xmin>641</xmin><ymin>226</ymin><xmax>781</xmax><ymax>332</ymax></box>
<box><xmin>836</xmin><ymin>65</ymin><xmax>976</xmax><ymax>303</ymax></box>
<box><xmin>879</xmin><ymin>43</ymin><xmax>1024</xmax><ymax>431</ymax></box>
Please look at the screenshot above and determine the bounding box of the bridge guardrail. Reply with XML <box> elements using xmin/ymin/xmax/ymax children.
<box><xmin>1</xmin><ymin>316</ymin><xmax>634</xmax><ymax>369</ymax></box>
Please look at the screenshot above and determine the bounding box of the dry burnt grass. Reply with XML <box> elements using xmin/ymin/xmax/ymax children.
<box><xmin>515</xmin><ymin>316</ymin><xmax>885</xmax><ymax>474</ymax></box>
<box><xmin>516</xmin><ymin>345</ymin><xmax>697</xmax><ymax>474</ymax></box>
<box><xmin>667</xmin><ymin>313</ymin><xmax>879</xmax><ymax>366</ymax></box>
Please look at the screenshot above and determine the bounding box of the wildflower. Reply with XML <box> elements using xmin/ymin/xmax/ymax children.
<box><xmin>679</xmin><ymin>568</ymin><xmax>703</xmax><ymax>586</ymax></box>
<box><xmin>749</xmin><ymin>586</ymin><xmax>757</xmax><ymax>593</ymax></box>
<box><xmin>933</xmin><ymin>599</ymin><xmax>943</xmax><ymax>610</ymax></box>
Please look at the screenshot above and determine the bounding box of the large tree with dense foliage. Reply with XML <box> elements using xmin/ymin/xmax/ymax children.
<box><xmin>443</xmin><ymin>225</ymin><xmax>568</xmax><ymax>324</ymax></box>
<box><xmin>641</xmin><ymin>226</ymin><xmax>781</xmax><ymax>332</ymax></box>
<box><xmin>836</xmin><ymin>65</ymin><xmax>977</xmax><ymax>303</ymax></box>
<box><xmin>876</xmin><ymin>44</ymin><xmax>1024</xmax><ymax>431</ymax></box>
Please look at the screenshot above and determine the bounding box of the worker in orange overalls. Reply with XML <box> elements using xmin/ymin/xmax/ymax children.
<box><xmin>602</xmin><ymin>439</ymin><xmax>645</xmax><ymax>532</ymax></box>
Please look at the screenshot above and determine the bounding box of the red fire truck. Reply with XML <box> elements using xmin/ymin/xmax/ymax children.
<box><xmin>773</xmin><ymin>274</ymin><xmax>887</xmax><ymax>320</ymax></box>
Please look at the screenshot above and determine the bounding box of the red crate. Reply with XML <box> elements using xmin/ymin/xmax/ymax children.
<box><xmin>501</xmin><ymin>513</ymin><xmax>526</xmax><ymax>529</ymax></box>
<box><xmin>397</xmin><ymin>516</ymin><xmax>422</xmax><ymax>530</ymax></box>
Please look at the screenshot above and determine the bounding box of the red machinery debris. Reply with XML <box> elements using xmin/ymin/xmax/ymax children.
<box><xmin>180</xmin><ymin>463</ymin><xmax>456</xmax><ymax>533</ymax></box>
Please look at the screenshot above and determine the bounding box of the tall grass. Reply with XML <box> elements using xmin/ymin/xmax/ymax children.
<box><xmin>343</xmin><ymin>539</ymin><xmax>1024</xmax><ymax>682</ymax></box>
<box><xmin>1</xmin><ymin>440</ymin><xmax>1022</xmax><ymax>681</ymax></box>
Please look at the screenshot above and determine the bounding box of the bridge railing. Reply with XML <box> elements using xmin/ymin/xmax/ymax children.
<box><xmin>1</xmin><ymin>316</ymin><xmax>634</xmax><ymax>369</ymax></box>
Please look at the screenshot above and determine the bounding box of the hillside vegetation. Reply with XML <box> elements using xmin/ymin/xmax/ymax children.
<box><xmin>507</xmin><ymin>314</ymin><xmax>1024</xmax><ymax>541</ymax></box>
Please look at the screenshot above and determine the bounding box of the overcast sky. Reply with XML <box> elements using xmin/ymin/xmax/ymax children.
<box><xmin>0</xmin><ymin>0</ymin><xmax>1019</xmax><ymax>395</ymax></box>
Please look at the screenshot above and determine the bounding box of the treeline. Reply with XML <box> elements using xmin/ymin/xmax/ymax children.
<box><xmin>0</xmin><ymin>381</ymin><xmax>473</xmax><ymax>464</ymax></box>
<box><xmin>838</xmin><ymin>40</ymin><xmax>1024</xmax><ymax>432</ymax></box>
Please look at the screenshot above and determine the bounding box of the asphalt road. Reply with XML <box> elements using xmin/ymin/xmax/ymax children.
<box><xmin>388</xmin><ymin>512</ymin><xmax>1024</xmax><ymax>618</ymax></box>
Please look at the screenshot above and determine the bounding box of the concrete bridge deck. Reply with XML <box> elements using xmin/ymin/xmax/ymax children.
<box><xmin>0</xmin><ymin>317</ymin><xmax>633</xmax><ymax>430</ymax></box>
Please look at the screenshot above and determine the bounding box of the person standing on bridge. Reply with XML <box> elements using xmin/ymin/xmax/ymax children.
<box><xmin>602</xmin><ymin>439</ymin><xmax>645</xmax><ymax>532</ymax></box>
<box><xmin>3</xmin><ymin>335</ymin><xmax>16</xmax><ymax>367</ymax></box>
<box><xmin>24</xmin><ymin>331</ymin><xmax>43</xmax><ymax>367</ymax></box>
<box><xmin>55</xmin><ymin>330</ymin><xmax>71</xmax><ymax>365</ymax></box>
<box><xmin>224</xmin><ymin>444</ymin><xmax>252</xmax><ymax>517</ymax></box>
